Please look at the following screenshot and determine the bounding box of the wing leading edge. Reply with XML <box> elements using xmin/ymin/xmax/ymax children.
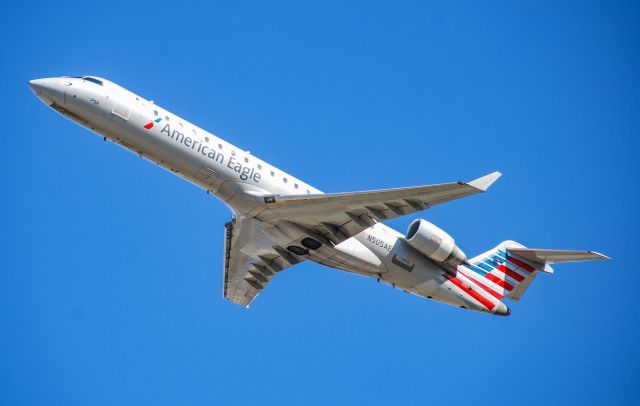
<box><xmin>255</xmin><ymin>172</ymin><xmax>502</xmax><ymax>245</ymax></box>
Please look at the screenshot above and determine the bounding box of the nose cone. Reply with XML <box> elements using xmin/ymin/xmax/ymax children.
<box><xmin>29</xmin><ymin>78</ymin><xmax>58</xmax><ymax>105</ymax></box>
<box><xmin>29</xmin><ymin>78</ymin><xmax>47</xmax><ymax>92</ymax></box>
<box><xmin>494</xmin><ymin>301</ymin><xmax>511</xmax><ymax>316</ymax></box>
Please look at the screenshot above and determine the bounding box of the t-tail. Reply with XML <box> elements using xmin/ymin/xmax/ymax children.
<box><xmin>457</xmin><ymin>241</ymin><xmax>609</xmax><ymax>311</ymax></box>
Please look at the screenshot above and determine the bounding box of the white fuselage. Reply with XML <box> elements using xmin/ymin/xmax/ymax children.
<box><xmin>29</xmin><ymin>76</ymin><xmax>506</xmax><ymax>314</ymax></box>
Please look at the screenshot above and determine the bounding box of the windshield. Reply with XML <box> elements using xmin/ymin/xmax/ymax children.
<box><xmin>83</xmin><ymin>76</ymin><xmax>103</xmax><ymax>86</ymax></box>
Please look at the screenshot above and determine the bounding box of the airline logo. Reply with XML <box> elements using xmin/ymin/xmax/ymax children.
<box><xmin>438</xmin><ymin>249</ymin><xmax>538</xmax><ymax>312</ymax></box>
<box><xmin>143</xmin><ymin>117</ymin><xmax>162</xmax><ymax>129</ymax></box>
<box><xmin>459</xmin><ymin>249</ymin><xmax>536</xmax><ymax>300</ymax></box>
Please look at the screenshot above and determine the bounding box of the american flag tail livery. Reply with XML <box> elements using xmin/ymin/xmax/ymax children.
<box><xmin>457</xmin><ymin>240</ymin><xmax>608</xmax><ymax>303</ymax></box>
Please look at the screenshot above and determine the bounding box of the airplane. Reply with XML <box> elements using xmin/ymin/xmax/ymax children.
<box><xmin>29</xmin><ymin>76</ymin><xmax>609</xmax><ymax>316</ymax></box>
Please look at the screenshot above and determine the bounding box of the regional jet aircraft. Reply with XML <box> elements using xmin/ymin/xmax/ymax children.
<box><xmin>29</xmin><ymin>76</ymin><xmax>609</xmax><ymax>316</ymax></box>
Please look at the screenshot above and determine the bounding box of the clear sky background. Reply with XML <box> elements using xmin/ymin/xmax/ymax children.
<box><xmin>1</xmin><ymin>1</ymin><xmax>638</xmax><ymax>405</ymax></box>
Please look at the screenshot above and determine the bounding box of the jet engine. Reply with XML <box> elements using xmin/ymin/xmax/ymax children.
<box><xmin>405</xmin><ymin>219</ymin><xmax>467</xmax><ymax>266</ymax></box>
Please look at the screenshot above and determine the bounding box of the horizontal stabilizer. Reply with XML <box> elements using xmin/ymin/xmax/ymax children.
<box><xmin>507</xmin><ymin>248</ymin><xmax>610</xmax><ymax>265</ymax></box>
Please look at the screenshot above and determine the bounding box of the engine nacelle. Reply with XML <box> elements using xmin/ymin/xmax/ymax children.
<box><xmin>405</xmin><ymin>219</ymin><xmax>467</xmax><ymax>266</ymax></box>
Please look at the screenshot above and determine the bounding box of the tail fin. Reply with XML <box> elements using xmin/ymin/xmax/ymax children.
<box><xmin>458</xmin><ymin>241</ymin><xmax>609</xmax><ymax>302</ymax></box>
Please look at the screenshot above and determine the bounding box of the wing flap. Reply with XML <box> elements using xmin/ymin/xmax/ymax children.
<box><xmin>223</xmin><ymin>217</ymin><xmax>303</xmax><ymax>307</ymax></box>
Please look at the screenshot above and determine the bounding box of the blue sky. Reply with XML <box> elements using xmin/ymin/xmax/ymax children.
<box><xmin>1</xmin><ymin>1</ymin><xmax>639</xmax><ymax>404</ymax></box>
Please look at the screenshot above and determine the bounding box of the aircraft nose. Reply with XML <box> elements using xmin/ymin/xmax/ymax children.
<box><xmin>29</xmin><ymin>78</ymin><xmax>58</xmax><ymax>106</ymax></box>
<box><xmin>29</xmin><ymin>78</ymin><xmax>50</xmax><ymax>94</ymax></box>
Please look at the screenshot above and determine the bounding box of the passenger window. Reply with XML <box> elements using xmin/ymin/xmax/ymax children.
<box><xmin>231</xmin><ymin>151</ymin><xmax>236</xmax><ymax>156</ymax></box>
<box><xmin>257</xmin><ymin>164</ymin><xmax>262</xmax><ymax>170</ymax></box>
<box><xmin>154</xmin><ymin>110</ymin><xmax>158</xmax><ymax>116</ymax></box>
<box><xmin>165</xmin><ymin>116</ymin><xmax>170</xmax><ymax>122</ymax></box>
<box><xmin>205</xmin><ymin>137</ymin><xmax>210</xmax><ymax>142</ymax></box>
<box><xmin>218</xmin><ymin>144</ymin><xmax>223</xmax><ymax>149</ymax></box>
<box><xmin>306</xmin><ymin>189</ymin><xmax>311</xmax><ymax>194</ymax></box>
<box><xmin>283</xmin><ymin>177</ymin><xmax>288</xmax><ymax>183</ymax></box>
<box><xmin>270</xmin><ymin>171</ymin><xmax>275</xmax><ymax>177</ymax></box>
<box><xmin>244</xmin><ymin>157</ymin><xmax>249</xmax><ymax>163</ymax></box>
<box><xmin>294</xmin><ymin>183</ymin><xmax>299</xmax><ymax>189</ymax></box>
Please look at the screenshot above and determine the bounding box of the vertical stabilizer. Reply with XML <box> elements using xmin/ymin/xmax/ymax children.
<box><xmin>458</xmin><ymin>241</ymin><xmax>543</xmax><ymax>301</ymax></box>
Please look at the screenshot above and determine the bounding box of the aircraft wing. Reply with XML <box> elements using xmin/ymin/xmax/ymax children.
<box><xmin>223</xmin><ymin>216</ymin><xmax>304</xmax><ymax>307</ymax></box>
<box><xmin>256</xmin><ymin>172</ymin><xmax>501</xmax><ymax>245</ymax></box>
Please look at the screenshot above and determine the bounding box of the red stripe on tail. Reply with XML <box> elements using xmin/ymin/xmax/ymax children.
<box><xmin>508</xmin><ymin>257</ymin><xmax>535</xmax><ymax>273</ymax></box>
<box><xmin>496</xmin><ymin>264</ymin><xmax>525</xmax><ymax>282</ymax></box>
<box><xmin>484</xmin><ymin>273</ymin><xmax>515</xmax><ymax>291</ymax></box>
<box><xmin>448</xmin><ymin>276</ymin><xmax>496</xmax><ymax>310</ymax></box>
<box><xmin>458</xmin><ymin>269</ymin><xmax>504</xmax><ymax>300</ymax></box>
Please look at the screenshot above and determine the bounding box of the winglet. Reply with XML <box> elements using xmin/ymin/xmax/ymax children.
<box><xmin>467</xmin><ymin>171</ymin><xmax>502</xmax><ymax>192</ymax></box>
<box><xmin>591</xmin><ymin>251</ymin><xmax>612</xmax><ymax>261</ymax></box>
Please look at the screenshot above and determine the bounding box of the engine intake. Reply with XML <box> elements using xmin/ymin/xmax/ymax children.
<box><xmin>405</xmin><ymin>219</ymin><xmax>467</xmax><ymax>266</ymax></box>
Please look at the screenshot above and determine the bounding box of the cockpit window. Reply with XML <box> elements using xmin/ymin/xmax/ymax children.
<box><xmin>83</xmin><ymin>77</ymin><xmax>103</xmax><ymax>86</ymax></box>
